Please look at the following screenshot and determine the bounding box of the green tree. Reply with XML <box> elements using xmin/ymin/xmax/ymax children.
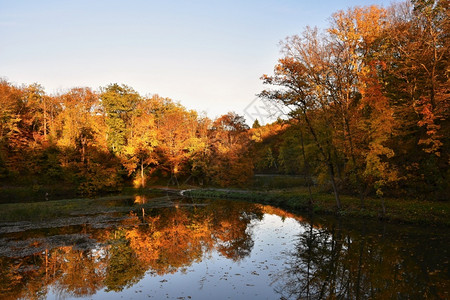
<box><xmin>105</xmin><ymin>229</ymin><xmax>145</xmax><ymax>292</ymax></box>
<box><xmin>101</xmin><ymin>84</ymin><xmax>139</xmax><ymax>153</ymax></box>
<box><xmin>252</xmin><ymin>119</ymin><xmax>261</xmax><ymax>128</ymax></box>
<box><xmin>278</xmin><ymin>136</ymin><xmax>302</xmax><ymax>174</ymax></box>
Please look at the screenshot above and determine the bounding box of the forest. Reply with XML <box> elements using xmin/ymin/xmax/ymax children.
<box><xmin>0</xmin><ymin>0</ymin><xmax>448</xmax><ymax>205</ymax></box>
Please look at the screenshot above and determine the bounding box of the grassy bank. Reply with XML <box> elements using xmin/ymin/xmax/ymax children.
<box><xmin>0</xmin><ymin>189</ymin><xmax>186</xmax><ymax>222</ymax></box>
<box><xmin>184</xmin><ymin>188</ymin><xmax>450</xmax><ymax>227</ymax></box>
<box><xmin>0</xmin><ymin>184</ymin><xmax>80</xmax><ymax>204</ymax></box>
<box><xmin>0</xmin><ymin>195</ymin><xmax>136</xmax><ymax>222</ymax></box>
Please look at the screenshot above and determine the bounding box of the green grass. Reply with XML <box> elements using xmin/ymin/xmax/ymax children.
<box><xmin>0</xmin><ymin>189</ymin><xmax>175</xmax><ymax>222</ymax></box>
<box><xmin>0</xmin><ymin>184</ymin><xmax>79</xmax><ymax>204</ymax></box>
<box><xmin>251</xmin><ymin>175</ymin><xmax>310</xmax><ymax>190</ymax></box>
<box><xmin>184</xmin><ymin>188</ymin><xmax>450</xmax><ymax>226</ymax></box>
<box><xmin>0</xmin><ymin>195</ymin><xmax>137</xmax><ymax>222</ymax></box>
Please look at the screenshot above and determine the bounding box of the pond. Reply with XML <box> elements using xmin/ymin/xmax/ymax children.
<box><xmin>0</xmin><ymin>195</ymin><xmax>448</xmax><ymax>299</ymax></box>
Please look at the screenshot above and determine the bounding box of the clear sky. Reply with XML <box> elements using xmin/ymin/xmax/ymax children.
<box><xmin>1</xmin><ymin>0</ymin><xmax>394</xmax><ymax>124</ymax></box>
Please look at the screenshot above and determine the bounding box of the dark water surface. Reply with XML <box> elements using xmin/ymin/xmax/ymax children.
<box><xmin>0</xmin><ymin>196</ymin><xmax>448</xmax><ymax>299</ymax></box>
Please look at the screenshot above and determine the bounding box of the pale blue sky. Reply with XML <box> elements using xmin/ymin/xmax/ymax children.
<box><xmin>1</xmin><ymin>0</ymin><xmax>394</xmax><ymax>123</ymax></box>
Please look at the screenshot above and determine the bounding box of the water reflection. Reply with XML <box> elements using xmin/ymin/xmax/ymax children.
<box><xmin>0</xmin><ymin>198</ymin><xmax>448</xmax><ymax>299</ymax></box>
<box><xmin>272</xmin><ymin>218</ymin><xmax>449</xmax><ymax>299</ymax></box>
<box><xmin>0</xmin><ymin>199</ymin><xmax>264</xmax><ymax>299</ymax></box>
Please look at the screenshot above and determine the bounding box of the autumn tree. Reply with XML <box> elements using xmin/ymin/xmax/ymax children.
<box><xmin>0</xmin><ymin>80</ymin><xmax>22</xmax><ymax>178</ymax></box>
<box><xmin>260</xmin><ymin>3</ymin><xmax>435</xmax><ymax>205</ymax></box>
<box><xmin>153</xmin><ymin>98</ymin><xmax>199</xmax><ymax>185</ymax></box>
<box><xmin>327</xmin><ymin>5</ymin><xmax>401</xmax><ymax>205</ymax></box>
<box><xmin>382</xmin><ymin>0</ymin><xmax>449</xmax><ymax>197</ymax></box>
<box><xmin>208</xmin><ymin>112</ymin><xmax>253</xmax><ymax>187</ymax></box>
<box><xmin>186</xmin><ymin>115</ymin><xmax>212</xmax><ymax>186</ymax></box>
<box><xmin>388</xmin><ymin>0</ymin><xmax>448</xmax><ymax>156</ymax></box>
<box><xmin>101</xmin><ymin>84</ymin><xmax>139</xmax><ymax>154</ymax></box>
<box><xmin>260</xmin><ymin>29</ymin><xmax>343</xmax><ymax>208</ymax></box>
<box><xmin>122</xmin><ymin>97</ymin><xmax>158</xmax><ymax>187</ymax></box>
<box><xmin>56</xmin><ymin>88</ymin><xmax>99</xmax><ymax>163</ymax></box>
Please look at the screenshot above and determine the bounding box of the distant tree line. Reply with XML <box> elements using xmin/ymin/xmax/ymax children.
<box><xmin>0</xmin><ymin>81</ymin><xmax>252</xmax><ymax>195</ymax></box>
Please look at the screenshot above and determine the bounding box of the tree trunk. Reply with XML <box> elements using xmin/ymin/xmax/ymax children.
<box><xmin>140</xmin><ymin>161</ymin><xmax>146</xmax><ymax>187</ymax></box>
<box><xmin>43</xmin><ymin>97</ymin><xmax>47</xmax><ymax>140</ymax></box>
<box><xmin>328</xmin><ymin>162</ymin><xmax>341</xmax><ymax>210</ymax></box>
<box><xmin>81</xmin><ymin>136</ymin><xmax>86</xmax><ymax>164</ymax></box>
<box><xmin>380</xmin><ymin>197</ymin><xmax>386</xmax><ymax>218</ymax></box>
<box><xmin>344</xmin><ymin>117</ymin><xmax>365</xmax><ymax>209</ymax></box>
<box><xmin>302</xmin><ymin>111</ymin><xmax>341</xmax><ymax>209</ymax></box>
<box><xmin>299</xmin><ymin>126</ymin><xmax>313</xmax><ymax>207</ymax></box>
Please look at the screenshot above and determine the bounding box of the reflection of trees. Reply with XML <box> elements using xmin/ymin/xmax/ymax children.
<box><xmin>1</xmin><ymin>203</ymin><xmax>448</xmax><ymax>300</ymax></box>
<box><xmin>1</xmin><ymin>204</ymin><xmax>449</xmax><ymax>300</ymax></box>
<box><xmin>125</xmin><ymin>200</ymin><xmax>263</xmax><ymax>271</ymax></box>
<box><xmin>0</xmin><ymin>245</ymin><xmax>107</xmax><ymax>300</ymax></box>
<box><xmin>273</xmin><ymin>219</ymin><xmax>449</xmax><ymax>299</ymax></box>
<box><xmin>104</xmin><ymin>229</ymin><xmax>146</xmax><ymax>292</ymax></box>
<box><xmin>211</xmin><ymin>201</ymin><xmax>263</xmax><ymax>260</ymax></box>
<box><xmin>53</xmin><ymin>246</ymin><xmax>106</xmax><ymax>296</ymax></box>
<box><xmin>273</xmin><ymin>220</ymin><xmax>346</xmax><ymax>299</ymax></box>
<box><xmin>0</xmin><ymin>254</ymin><xmax>48</xmax><ymax>300</ymax></box>
<box><xmin>125</xmin><ymin>209</ymin><xmax>211</xmax><ymax>275</ymax></box>
<box><xmin>0</xmin><ymin>200</ymin><xmax>263</xmax><ymax>299</ymax></box>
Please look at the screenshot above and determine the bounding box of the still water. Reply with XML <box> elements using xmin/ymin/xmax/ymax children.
<box><xmin>0</xmin><ymin>196</ymin><xmax>448</xmax><ymax>299</ymax></box>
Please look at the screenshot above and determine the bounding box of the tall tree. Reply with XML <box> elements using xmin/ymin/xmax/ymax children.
<box><xmin>260</xmin><ymin>28</ymin><xmax>343</xmax><ymax>209</ymax></box>
<box><xmin>56</xmin><ymin>88</ymin><xmax>99</xmax><ymax>163</ymax></box>
<box><xmin>154</xmin><ymin>99</ymin><xmax>198</xmax><ymax>185</ymax></box>
<box><xmin>209</xmin><ymin>112</ymin><xmax>253</xmax><ymax>187</ymax></box>
<box><xmin>122</xmin><ymin>98</ymin><xmax>158</xmax><ymax>187</ymax></box>
<box><xmin>101</xmin><ymin>84</ymin><xmax>139</xmax><ymax>154</ymax></box>
<box><xmin>383</xmin><ymin>0</ymin><xmax>449</xmax><ymax>197</ymax></box>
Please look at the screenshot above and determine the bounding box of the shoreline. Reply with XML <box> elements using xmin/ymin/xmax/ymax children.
<box><xmin>182</xmin><ymin>188</ymin><xmax>450</xmax><ymax>227</ymax></box>
<box><xmin>0</xmin><ymin>186</ymin><xmax>448</xmax><ymax>227</ymax></box>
